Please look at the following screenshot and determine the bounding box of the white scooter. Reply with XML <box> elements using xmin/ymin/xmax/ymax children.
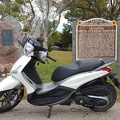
<box><xmin>0</xmin><ymin>37</ymin><xmax>120</xmax><ymax>118</ymax></box>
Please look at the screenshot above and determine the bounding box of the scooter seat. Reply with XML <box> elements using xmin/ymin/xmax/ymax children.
<box><xmin>51</xmin><ymin>59</ymin><xmax>104</xmax><ymax>82</ymax></box>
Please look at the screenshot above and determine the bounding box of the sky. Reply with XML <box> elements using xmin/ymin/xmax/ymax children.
<box><xmin>0</xmin><ymin>0</ymin><xmax>68</xmax><ymax>32</ymax></box>
<box><xmin>57</xmin><ymin>17</ymin><xmax>68</xmax><ymax>32</ymax></box>
<box><xmin>29</xmin><ymin>0</ymin><xmax>68</xmax><ymax>32</ymax></box>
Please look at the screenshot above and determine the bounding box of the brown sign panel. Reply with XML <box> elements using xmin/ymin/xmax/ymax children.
<box><xmin>76</xmin><ymin>18</ymin><xmax>117</xmax><ymax>60</ymax></box>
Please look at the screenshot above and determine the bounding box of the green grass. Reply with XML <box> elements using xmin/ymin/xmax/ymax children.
<box><xmin>110</xmin><ymin>62</ymin><xmax>117</xmax><ymax>73</ymax></box>
<box><xmin>36</xmin><ymin>50</ymin><xmax>72</xmax><ymax>82</ymax></box>
<box><xmin>37</xmin><ymin>51</ymin><xmax>118</xmax><ymax>83</ymax></box>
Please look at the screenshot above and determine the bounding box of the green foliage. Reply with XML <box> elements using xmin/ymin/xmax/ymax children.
<box><xmin>15</xmin><ymin>0</ymin><xmax>24</xmax><ymax>4</ymax></box>
<box><xmin>0</xmin><ymin>3</ymin><xmax>5</xmax><ymax>16</ymax></box>
<box><xmin>23</xmin><ymin>25</ymin><xmax>30</xmax><ymax>32</ymax></box>
<box><xmin>65</xmin><ymin>0</ymin><xmax>120</xmax><ymax>21</ymax></box>
<box><xmin>0</xmin><ymin>1</ymin><xmax>26</xmax><ymax>21</ymax></box>
<box><xmin>48</xmin><ymin>20</ymin><xmax>56</xmax><ymax>34</ymax></box>
<box><xmin>10</xmin><ymin>12</ymin><xmax>19</xmax><ymax>18</ymax></box>
<box><xmin>60</xmin><ymin>24</ymin><xmax>72</xmax><ymax>50</ymax></box>
<box><xmin>48</xmin><ymin>31</ymin><xmax>61</xmax><ymax>51</ymax></box>
<box><xmin>49</xmin><ymin>31</ymin><xmax>61</xmax><ymax>43</ymax></box>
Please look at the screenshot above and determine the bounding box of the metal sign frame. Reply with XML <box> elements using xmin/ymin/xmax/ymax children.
<box><xmin>76</xmin><ymin>18</ymin><xmax>117</xmax><ymax>60</ymax></box>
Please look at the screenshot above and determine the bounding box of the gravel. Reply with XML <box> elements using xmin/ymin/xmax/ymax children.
<box><xmin>0</xmin><ymin>100</ymin><xmax>120</xmax><ymax>120</ymax></box>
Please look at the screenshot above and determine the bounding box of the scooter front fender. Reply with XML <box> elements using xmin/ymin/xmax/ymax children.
<box><xmin>0</xmin><ymin>76</ymin><xmax>21</xmax><ymax>92</ymax></box>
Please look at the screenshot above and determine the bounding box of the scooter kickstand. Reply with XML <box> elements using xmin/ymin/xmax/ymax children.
<box><xmin>47</xmin><ymin>106</ymin><xmax>53</xmax><ymax>118</ymax></box>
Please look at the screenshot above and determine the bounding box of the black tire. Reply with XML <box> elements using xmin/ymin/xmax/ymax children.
<box><xmin>90</xmin><ymin>82</ymin><xmax>117</xmax><ymax>112</ymax></box>
<box><xmin>0</xmin><ymin>87</ymin><xmax>24</xmax><ymax>113</ymax></box>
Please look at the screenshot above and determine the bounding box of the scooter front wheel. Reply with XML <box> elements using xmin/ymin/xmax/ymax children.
<box><xmin>0</xmin><ymin>87</ymin><xmax>24</xmax><ymax>113</ymax></box>
<box><xmin>90</xmin><ymin>82</ymin><xmax>117</xmax><ymax>112</ymax></box>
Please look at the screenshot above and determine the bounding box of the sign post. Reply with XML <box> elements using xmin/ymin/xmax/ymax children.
<box><xmin>76</xmin><ymin>18</ymin><xmax>117</xmax><ymax>60</ymax></box>
<box><xmin>72</xmin><ymin>18</ymin><xmax>77</xmax><ymax>62</ymax></box>
<box><xmin>117</xmin><ymin>16</ymin><xmax>120</xmax><ymax>77</ymax></box>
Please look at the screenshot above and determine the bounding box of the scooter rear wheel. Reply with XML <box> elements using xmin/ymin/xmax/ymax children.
<box><xmin>90</xmin><ymin>82</ymin><xmax>117</xmax><ymax>112</ymax></box>
<box><xmin>0</xmin><ymin>87</ymin><xmax>24</xmax><ymax>113</ymax></box>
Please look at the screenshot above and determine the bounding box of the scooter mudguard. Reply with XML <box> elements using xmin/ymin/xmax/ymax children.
<box><xmin>0</xmin><ymin>76</ymin><xmax>20</xmax><ymax>91</ymax></box>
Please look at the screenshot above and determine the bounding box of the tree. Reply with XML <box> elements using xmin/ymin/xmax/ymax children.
<box><xmin>29</xmin><ymin>0</ymin><xmax>73</xmax><ymax>48</ymax></box>
<box><xmin>107</xmin><ymin>0</ymin><xmax>120</xmax><ymax>20</ymax></box>
<box><xmin>65</xmin><ymin>0</ymin><xmax>120</xmax><ymax>21</ymax></box>
<box><xmin>0</xmin><ymin>0</ymin><xmax>73</xmax><ymax>48</ymax></box>
<box><xmin>49</xmin><ymin>31</ymin><xmax>61</xmax><ymax>43</ymax></box>
<box><xmin>0</xmin><ymin>0</ymin><xmax>26</xmax><ymax>21</ymax></box>
<box><xmin>60</xmin><ymin>24</ymin><xmax>72</xmax><ymax>50</ymax></box>
<box><xmin>48</xmin><ymin>31</ymin><xmax>61</xmax><ymax>51</ymax></box>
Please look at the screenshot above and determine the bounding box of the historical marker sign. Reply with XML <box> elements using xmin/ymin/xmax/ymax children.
<box><xmin>76</xmin><ymin>18</ymin><xmax>117</xmax><ymax>60</ymax></box>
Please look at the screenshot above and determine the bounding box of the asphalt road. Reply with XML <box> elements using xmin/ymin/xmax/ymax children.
<box><xmin>0</xmin><ymin>100</ymin><xmax>120</xmax><ymax>120</ymax></box>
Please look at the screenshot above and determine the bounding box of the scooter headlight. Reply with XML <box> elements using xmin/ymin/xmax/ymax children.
<box><xmin>24</xmin><ymin>42</ymin><xmax>34</xmax><ymax>56</ymax></box>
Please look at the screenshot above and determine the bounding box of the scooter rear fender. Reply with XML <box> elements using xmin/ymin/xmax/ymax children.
<box><xmin>0</xmin><ymin>76</ymin><xmax>21</xmax><ymax>92</ymax></box>
<box><xmin>108</xmin><ymin>73</ymin><xmax>120</xmax><ymax>89</ymax></box>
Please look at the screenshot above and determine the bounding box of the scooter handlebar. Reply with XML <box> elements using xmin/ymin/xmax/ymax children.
<box><xmin>47</xmin><ymin>55</ymin><xmax>57</xmax><ymax>62</ymax></box>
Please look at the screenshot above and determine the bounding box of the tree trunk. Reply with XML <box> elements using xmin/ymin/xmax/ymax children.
<box><xmin>43</xmin><ymin>37</ymin><xmax>48</xmax><ymax>49</ymax></box>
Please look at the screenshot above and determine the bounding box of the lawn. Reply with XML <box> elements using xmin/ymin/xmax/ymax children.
<box><xmin>37</xmin><ymin>50</ymin><xmax>117</xmax><ymax>83</ymax></box>
<box><xmin>37</xmin><ymin>50</ymin><xmax>72</xmax><ymax>83</ymax></box>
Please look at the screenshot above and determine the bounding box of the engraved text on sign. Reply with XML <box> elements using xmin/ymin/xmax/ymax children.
<box><xmin>76</xmin><ymin>18</ymin><xmax>117</xmax><ymax>60</ymax></box>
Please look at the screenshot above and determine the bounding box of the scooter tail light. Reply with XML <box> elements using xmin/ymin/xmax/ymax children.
<box><xmin>102</xmin><ymin>67</ymin><xmax>111</xmax><ymax>72</ymax></box>
<box><xmin>115</xmin><ymin>79</ymin><xmax>120</xmax><ymax>86</ymax></box>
